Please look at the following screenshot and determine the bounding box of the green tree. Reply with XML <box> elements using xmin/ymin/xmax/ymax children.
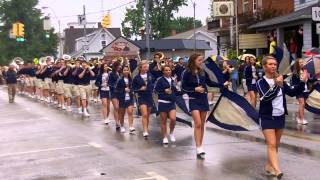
<box><xmin>0</xmin><ymin>0</ymin><xmax>58</xmax><ymax>65</ymax></box>
<box><xmin>170</xmin><ymin>17</ymin><xmax>202</xmax><ymax>34</ymax></box>
<box><xmin>122</xmin><ymin>0</ymin><xmax>192</xmax><ymax>39</ymax></box>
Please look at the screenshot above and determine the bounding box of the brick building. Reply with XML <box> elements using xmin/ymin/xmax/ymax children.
<box><xmin>207</xmin><ymin>0</ymin><xmax>294</xmax><ymax>55</ymax></box>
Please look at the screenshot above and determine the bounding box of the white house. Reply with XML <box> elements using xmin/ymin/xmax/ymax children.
<box><xmin>164</xmin><ymin>26</ymin><xmax>218</xmax><ymax>58</ymax></box>
<box><xmin>71</xmin><ymin>28</ymin><xmax>119</xmax><ymax>59</ymax></box>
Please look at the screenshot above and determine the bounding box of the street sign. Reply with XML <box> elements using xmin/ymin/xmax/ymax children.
<box><xmin>43</xmin><ymin>17</ymin><xmax>51</xmax><ymax>31</ymax></box>
<box><xmin>312</xmin><ymin>7</ymin><xmax>320</xmax><ymax>21</ymax></box>
<box><xmin>316</xmin><ymin>23</ymin><xmax>320</xmax><ymax>34</ymax></box>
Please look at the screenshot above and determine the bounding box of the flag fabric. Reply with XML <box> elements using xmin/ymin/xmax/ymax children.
<box><xmin>304</xmin><ymin>56</ymin><xmax>320</xmax><ymax>77</ymax></box>
<box><xmin>207</xmin><ymin>88</ymin><xmax>260</xmax><ymax>131</ymax></box>
<box><xmin>203</xmin><ymin>57</ymin><xmax>225</xmax><ymax>84</ymax></box>
<box><xmin>305</xmin><ymin>83</ymin><xmax>320</xmax><ymax>114</ymax></box>
<box><xmin>175</xmin><ymin>95</ymin><xmax>193</xmax><ymax>127</ymax></box>
<box><xmin>274</xmin><ymin>43</ymin><xmax>294</xmax><ymax>75</ymax></box>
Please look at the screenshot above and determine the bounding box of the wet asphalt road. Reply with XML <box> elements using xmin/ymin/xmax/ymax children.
<box><xmin>0</xmin><ymin>87</ymin><xmax>319</xmax><ymax>180</ymax></box>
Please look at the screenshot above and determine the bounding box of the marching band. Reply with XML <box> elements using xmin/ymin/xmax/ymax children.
<box><xmin>2</xmin><ymin>52</ymin><xmax>320</xmax><ymax>178</ymax></box>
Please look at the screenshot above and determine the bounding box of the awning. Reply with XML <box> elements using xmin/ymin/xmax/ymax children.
<box><xmin>249</xmin><ymin>4</ymin><xmax>315</xmax><ymax>29</ymax></box>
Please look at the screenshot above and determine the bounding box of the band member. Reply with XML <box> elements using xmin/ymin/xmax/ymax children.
<box><xmin>292</xmin><ymin>58</ymin><xmax>309</xmax><ymax>125</ymax></box>
<box><xmin>149</xmin><ymin>53</ymin><xmax>163</xmax><ymax>82</ymax></box>
<box><xmin>25</xmin><ymin>63</ymin><xmax>36</xmax><ymax>98</ymax></box>
<box><xmin>154</xmin><ymin>65</ymin><xmax>178</xmax><ymax>144</ymax></box>
<box><xmin>256</xmin><ymin>56</ymin><xmax>307</xmax><ymax>178</ymax></box>
<box><xmin>76</xmin><ymin>60</ymin><xmax>95</xmax><ymax>117</ymax></box>
<box><xmin>53</xmin><ymin>59</ymin><xmax>66</xmax><ymax>110</ymax></box>
<box><xmin>245</xmin><ymin>57</ymin><xmax>259</xmax><ymax>108</ymax></box>
<box><xmin>181</xmin><ymin>53</ymin><xmax>220</xmax><ymax>159</ymax></box>
<box><xmin>90</xmin><ymin>59</ymin><xmax>100</xmax><ymax>103</ymax></box>
<box><xmin>51</xmin><ymin>61</ymin><xmax>61</xmax><ymax>105</ymax></box>
<box><xmin>108</xmin><ymin>61</ymin><xmax>121</xmax><ymax>130</ymax></box>
<box><xmin>62</xmin><ymin>60</ymin><xmax>75</xmax><ymax>112</ymax></box>
<box><xmin>40</xmin><ymin>57</ymin><xmax>54</xmax><ymax>103</ymax></box>
<box><xmin>72</xmin><ymin>58</ymin><xmax>84</xmax><ymax>114</ymax></box>
<box><xmin>133</xmin><ymin>60</ymin><xmax>154</xmax><ymax>138</ymax></box>
<box><xmin>116</xmin><ymin>66</ymin><xmax>135</xmax><ymax>133</ymax></box>
<box><xmin>6</xmin><ymin>64</ymin><xmax>17</xmax><ymax>103</ymax></box>
<box><xmin>95</xmin><ymin>63</ymin><xmax>111</xmax><ymax>124</ymax></box>
<box><xmin>35</xmin><ymin>65</ymin><xmax>43</xmax><ymax>100</ymax></box>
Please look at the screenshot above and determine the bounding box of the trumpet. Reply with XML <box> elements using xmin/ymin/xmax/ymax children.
<box><xmin>89</xmin><ymin>63</ymin><xmax>95</xmax><ymax>69</ymax></box>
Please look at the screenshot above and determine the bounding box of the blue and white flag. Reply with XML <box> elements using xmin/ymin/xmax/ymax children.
<box><xmin>306</xmin><ymin>83</ymin><xmax>320</xmax><ymax>114</ymax></box>
<box><xmin>274</xmin><ymin>43</ymin><xmax>294</xmax><ymax>75</ymax></box>
<box><xmin>203</xmin><ymin>57</ymin><xmax>225</xmax><ymax>85</ymax></box>
<box><xmin>175</xmin><ymin>95</ymin><xmax>193</xmax><ymax>127</ymax></box>
<box><xmin>304</xmin><ymin>56</ymin><xmax>320</xmax><ymax>77</ymax></box>
<box><xmin>207</xmin><ymin>88</ymin><xmax>260</xmax><ymax>131</ymax></box>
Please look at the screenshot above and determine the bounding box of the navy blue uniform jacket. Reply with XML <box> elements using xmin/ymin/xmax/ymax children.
<box><xmin>115</xmin><ymin>76</ymin><xmax>134</xmax><ymax>101</ymax></box>
<box><xmin>132</xmin><ymin>73</ymin><xmax>154</xmax><ymax>97</ymax></box>
<box><xmin>154</xmin><ymin>76</ymin><xmax>180</xmax><ymax>102</ymax></box>
<box><xmin>257</xmin><ymin>78</ymin><xmax>305</xmax><ymax>121</ymax></box>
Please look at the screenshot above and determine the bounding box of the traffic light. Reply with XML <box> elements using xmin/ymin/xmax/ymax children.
<box><xmin>12</xmin><ymin>22</ymin><xmax>25</xmax><ymax>42</ymax></box>
<box><xmin>101</xmin><ymin>14</ymin><xmax>111</xmax><ymax>28</ymax></box>
<box><xmin>17</xmin><ymin>23</ymin><xmax>25</xmax><ymax>37</ymax></box>
<box><xmin>12</xmin><ymin>23</ymin><xmax>18</xmax><ymax>37</ymax></box>
<box><xmin>16</xmin><ymin>37</ymin><xmax>25</xmax><ymax>42</ymax></box>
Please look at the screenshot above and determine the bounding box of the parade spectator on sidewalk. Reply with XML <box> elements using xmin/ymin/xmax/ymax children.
<box><xmin>5</xmin><ymin>64</ymin><xmax>17</xmax><ymax>103</ymax></box>
<box><xmin>289</xmin><ymin>38</ymin><xmax>297</xmax><ymax>60</ymax></box>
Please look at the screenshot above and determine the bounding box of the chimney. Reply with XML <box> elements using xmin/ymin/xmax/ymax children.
<box><xmin>171</xmin><ymin>29</ymin><xmax>177</xmax><ymax>36</ymax></box>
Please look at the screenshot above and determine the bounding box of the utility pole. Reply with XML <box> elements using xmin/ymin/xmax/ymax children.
<box><xmin>193</xmin><ymin>2</ymin><xmax>196</xmax><ymax>53</ymax></box>
<box><xmin>145</xmin><ymin>0</ymin><xmax>151</xmax><ymax>61</ymax></box>
<box><xmin>83</xmin><ymin>5</ymin><xmax>88</xmax><ymax>60</ymax></box>
<box><xmin>235</xmin><ymin>0</ymin><xmax>239</xmax><ymax>57</ymax></box>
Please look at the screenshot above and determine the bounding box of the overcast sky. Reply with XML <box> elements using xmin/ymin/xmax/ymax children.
<box><xmin>37</xmin><ymin>0</ymin><xmax>212</xmax><ymax>32</ymax></box>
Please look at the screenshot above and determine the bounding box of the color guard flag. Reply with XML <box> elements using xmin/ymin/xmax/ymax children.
<box><xmin>207</xmin><ymin>88</ymin><xmax>260</xmax><ymax>131</ymax></box>
<box><xmin>274</xmin><ymin>43</ymin><xmax>294</xmax><ymax>75</ymax></box>
<box><xmin>304</xmin><ymin>56</ymin><xmax>320</xmax><ymax>77</ymax></box>
<box><xmin>203</xmin><ymin>57</ymin><xmax>225</xmax><ymax>84</ymax></box>
<box><xmin>175</xmin><ymin>95</ymin><xmax>193</xmax><ymax>127</ymax></box>
<box><xmin>306</xmin><ymin>83</ymin><xmax>320</xmax><ymax>114</ymax></box>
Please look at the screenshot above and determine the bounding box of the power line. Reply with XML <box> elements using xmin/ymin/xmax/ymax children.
<box><xmin>56</xmin><ymin>0</ymin><xmax>135</xmax><ymax>19</ymax></box>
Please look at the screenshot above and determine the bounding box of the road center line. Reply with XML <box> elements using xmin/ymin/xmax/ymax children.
<box><xmin>0</xmin><ymin>144</ymin><xmax>93</xmax><ymax>158</ymax></box>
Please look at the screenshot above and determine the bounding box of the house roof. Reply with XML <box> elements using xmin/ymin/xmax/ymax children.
<box><xmin>164</xmin><ymin>26</ymin><xmax>208</xmax><ymax>39</ymax></box>
<box><xmin>64</xmin><ymin>27</ymin><xmax>121</xmax><ymax>54</ymax></box>
<box><xmin>249</xmin><ymin>3</ymin><xmax>315</xmax><ymax>29</ymax></box>
<box><xmin>133</xmin><ymin>39</ymin><xmax>212</xmax><ymax>50</ymax></box>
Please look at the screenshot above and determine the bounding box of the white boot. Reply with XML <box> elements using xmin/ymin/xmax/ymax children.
<box><xmin>83</xmin><ymin>108</ymin><xmax>90</xmax><ymax>117</ymax></box>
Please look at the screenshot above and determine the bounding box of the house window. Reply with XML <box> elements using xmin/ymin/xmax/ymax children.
<box><xmin>101</xmin><ymin>40</ymin><xmax>107</xmax><ymax>48</ymax></box>
<box><xmin>243</xmin><ymin>0</ymin><xmax>249</xmax><ymax>14</ymax></box>
<box><xmin>253</xmin><ymin>0</ymin><xmax>257</xmax><ymax>13</ymax></box>
<box><xmin>101</xmin><ymin>34</ymin><xmax>106</xmax><ymax>39</ymax></box>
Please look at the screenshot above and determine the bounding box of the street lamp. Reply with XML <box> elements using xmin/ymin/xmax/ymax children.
<box><xmin>42</xmin><ymin>6</ymin><xmax>63</xmax><ymax>58</ymax></box>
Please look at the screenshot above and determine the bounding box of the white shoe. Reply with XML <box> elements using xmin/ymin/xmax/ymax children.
<box><xmin>120</xmin><ymin>127</ymin><xmax>126</xmax><ymax>133</ymax></box>
<box><xmin>104</xmin><ymin>118</ymin><xmax>111</xmax><ymax>125</ymax></box>
<box><xmin>83</xmin><ymin>110</ymin><xmax>90</xmax><ymax>117</ymax></box>
<box><xmin>302</xmin><ymin>119</ymin><xmax>309</xmax><ymax>125</ymax></box>
<box><xmin>78</xmin><ymin>108</ymin><xmax>83</xmax><ymax>114</ymax></box>
<box><xmin>143</xmin><ymin>132</ymin><xmax>149</xmax><ymax>138</ymax></box>
<box><xmin>196</xmin><ymin>147</ymin><xmax>205</xmax><ymax>155</ymax></box>
<box><xmin>67</xmin><ymin>106</ymin><xmax>72</xmax><ymax>112</ymax></box>
<box><xmin>162</xmin><ymin>137</ymin><xmax>169</xmax><ymax>144</ymax></box>
<box><xmin>296</xmin><ymin>117</ymin><xmax>302</xmax><ymax>124</ymax></box>
<box><xmin>129</xmin><ymin>127</ymin><xmax>136</xmax><ymax>134</ymax></box>
<box><xmin>62</xmin><ymin>105</ymin><xmax>66</xmax><ymax>110</ymax></box>
<box><xmin>58</xmin><ymin>104</ymin><xmax>62</xmax><ymax>108</ymax></box>
<box><xmin>94</xmin><ymin>99</ymin><xmax>98</xmax><ymax>103</ymax></box>
<box><xmin>54</xmin><ymin>101</ymin><xmax>58</xmax><ymax>105</ymax></box>
<box><xmin>169</xmin><ymin>134</ymin><xmax>176</xmax><ymax>142</ymax></box>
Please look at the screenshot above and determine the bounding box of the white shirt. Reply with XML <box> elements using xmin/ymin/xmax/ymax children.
<box><xmin>101</xmin><ymin>73</ymin><xmax>110</xmax><ymax>91</ymax></box>
<box><xmin>140</xmin><ymin>73</ymin><xmax>148</xmax><ymax>85</ymax></box>
<box><xmin>165</xmin><ymin>77</ymin><xmax>172</xmax><ymax>85</ymax></box>
<box><xmin>264</xmin><ymin>76</ymin><xmax>284</xmax><ymax>116</ymax></box>
<box><xmin>124</xmin><ymin>77</ymin><xmax>130</xmax><ymax>100</ymax></box>
<box><xmin>252</xmin><ymin>66</ymin><xmax>257</xmax><ymax>84</ymax></box>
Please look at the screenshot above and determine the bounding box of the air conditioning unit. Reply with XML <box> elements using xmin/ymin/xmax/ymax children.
<box><xmin>212</xmin><ymin>1</ymin><xmax>234</xmax><ymax>17</ymax></box>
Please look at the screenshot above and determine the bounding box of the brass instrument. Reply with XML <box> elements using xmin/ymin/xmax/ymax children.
<box><xmin>155</xmin><ymin>52</ymin><xmax>166</xmax><ymax>69</ymax></box>
<box><xmin>62</xmin><ymin>54</ymin><xmax>72</xmax><ymax>61</ymax></box>
<box><xmin>39</xmin><ymin>57</ymin><xmax>47</xmax><ymax>66</ymax></box>
<box><xmin>11</xmin><ymin>57</ymin><xmax>24</xmax><ymax>67</ymax></box>
<box><xmin>117</xmin><ymin>57</ymin><xmax>124</xmax><ymax>65</ymax></box>
<box><xmin>89</xmin><ymin>63</ymin><xmax>95</xmax><ymax>70</ymax></box>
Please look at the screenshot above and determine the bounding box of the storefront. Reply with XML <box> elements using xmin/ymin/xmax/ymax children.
<box><xmin>250</xmin><ymin>4</ymin><xmax>319</xmax><ymax>58</ymax></box>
